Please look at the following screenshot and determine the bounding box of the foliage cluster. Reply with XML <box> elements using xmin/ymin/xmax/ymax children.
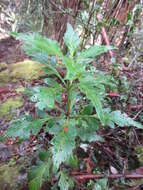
<box><xmin>2</xmin><ymin>24</ymin><xmax>143</xmax><ymax>190</ymax></box>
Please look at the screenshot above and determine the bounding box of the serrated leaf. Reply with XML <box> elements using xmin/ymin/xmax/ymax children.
<box><xmin>77</xmin><ymin>45</ymin><xmax>115</xmax><ymax>63</ymax></box>
<box><xmin>63</xmin><ymin>57</ymin><xmax>85</xmax><ymax>81</ymax></box>
<box><xmin>58</xmin><ymin>172</ymin><xmax>70</xmax><ymax>190</ymax></box>
<box><xmin>17</xmin><ymin>33</ymin><xmax>63</xmax><ymax>58</ymax></box>
<box><xmin>64</xmin><ymin>23</ymin><xmax>80</xmax><ymax>56</ymax></box>
<box><xmin>78</xmin><ymin>120</ymin><xmax>103</xmax><ymax>142</ymax></box>
<box><xmin>3</xmin><ymin>116</ymin><xmax>47</xmax><ymax>140</ymax></box>
<box><xmin>66</xmin><ymin>155</ymin><xmax>78</xmax><ymax>168</ymax></box>
<box><xmin>31</xmin><ymin>86</ymin><xmax>62</xmax><ymax>110</ymax></box>
<box><xmin>80</xmin><ymin>74</ymin><xmax>106</xmax><ymax>98</ymax></box>
<box><xmin>45</xmin><ymin>118</ymin><xmax>66</xmax><ymax>135</ymax></box>
<box><xmin>31</xmin><ymin>51</ymin><xmax>49</xmax><ymax>64</ymax></box>
<box><xmin>51</xmin><ymin>120</ymin><xmax>77</xmax><ymax>169</ymax></box>
<box><xmin>28</xmin><ymin>163</ymin><xmax>49</xmax><ymax>190</ymax></box>
<box><xmin>42</xmin><ymin>66</ymin><xmax>66</xmax><ymax>86</ymax></box>
<box><xmin>80</xmin><ymin>78</ymin><xmax>105</xmax><ymax>125</ymax></box>
<box><xmin>68</xmin><ymin>84</ymin><xmax>80</xmax><ymax>112</ymax></box>
<box><xmin>16</xmin><ymin>33</ymin><xmax>66</xmax><ymax>85</ymax></box>
<box><xmin>81</xmin><ymin>104</ymin><xmax>93</xmax><ymax>115</ymax></box>
<box><xmin>51</xmin><ymin>131</ymin><xmax>76</xmax><ymax>169</ymax></box>
<box><xmin>105</xmin><ymin>110</ymin><xmax>143</xmax><ymax>128</ymax></box>
<box><xmin>79</xmin><ymin>130</ymin><xmax>103</xmax><ymax>142</ymax></box>
<box><xmin>93</xmin><ymin>178</ymin><xmax>110</xmax><ymax>190</ymax></box>
<box><xmin>43</xmin><ymin>78</ymin><xmax>60</xmax><ymax>88</ymax></box>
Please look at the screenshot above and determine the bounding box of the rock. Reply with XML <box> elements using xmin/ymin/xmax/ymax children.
<box><xmin>0</xmin><ymin>59</ymin><xmax>45</xmax><ymax>85</ymax></box>
<box><xmin>10</xmin><ymin>60</ymin><xmax>44</xmax><ymax>81</ymax></box>
<box><xmin>0</xmin><ymin>63</ymin><xmax>8</xmax><ymax>71</ymax></box>
<box><xmin>135</xmin><ymin>145</ymin><xmax>143</xmax><ymax>165</ymax></box>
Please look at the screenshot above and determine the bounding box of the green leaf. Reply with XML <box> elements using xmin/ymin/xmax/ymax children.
<box><xmin>43</xmin><ymin>79</ymin><xmax>63</xmax><ymax>102</ymax></box>
<box><xmin>51</xmin><ymin>120</ymin><xmax>77</xmax><ymax>169</ymax></box>
<box><xmin>39</xmin><ymin>150</ymin><xmax>49</xmax><ymax>162</ymax></box>
<box><xmin>63</xmin><ymin>57</ymin><xmax>85</xmax><ymax>81</ymax></box>
<box><xmin>58</xmin><ymin>172</ymin><xmax>70</xmax><ymax>190</ymax></box>
<box><xmin>77</xmin><ymin>45</ymin><xmax>115</xmax><ymax>63</ymax></box>
<box><xmin>17</xmin><ymin>33</ymin><xmax>63</xmax><ymax>58</ymax></box>
<box><xmin>105</xmin><ymin>110</ymin><xmax>143</xmax><ymax>128</ymax></box>
<box><xmin>64</xmin><ymin>23</ymin><xmax>80</xmax><ymax>57</ymax></box>
<box><xmin>45</xmin><ymin>118</ymin><xmax>66</xmax><ymax>135</ymax></box>
<box><xmin>3</xmin><ymin>116</ymin><xmax>47</xmax><ymax>140</ymax></box>
<box><xmin>66</xmin><ymin>155</ymin><xmax>78</xmax><ymax>168</ymax></box>
<box><xmin>42</xmin><ymin>65</ymin><xmax>66</xmax><ymax>86</ymax></box>
<box><xmin>51</xmin><ymin>131</ymin><xmax>76</xmax><ymax>169</ymax></box>
<box><xmin>43</xmin><ymin>78</ymin><xmax>60</xmax><ymax>88</ymax></box>
<box><xmin>28</xmin><ymin>163</ymin><xmax>49</xmax><ymax>190</ymax></box>
<box><xmin>78</xmin><ymin>119</ymin><xmax>104</xmax><ymax>142</ymax></box>
<box><xmin>80</xmin><ymin>78</ymin><xmax>105</xmax><ymax>125</ymax></box>
<box><xmin>81</xmin><ymin>104</ymin><xmax>93</xmax><ymax>115</ymax></box>
<box><xmin>68</xmin><ymin>84</ymin><xmax>80</xmax><ymax>112</ymax></box>
<box><xmin>93</xmin><ymin>178</ymin><xmax>110</xmax><ymax>190</ymax></box>
<box><xmin>30</xmin><ymin>86</ymin><xmax>62</xmax><ymax>110</ymax></box>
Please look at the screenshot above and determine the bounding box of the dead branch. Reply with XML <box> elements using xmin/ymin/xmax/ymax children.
<box><xmin>74</xmin><ymin>173</ymin><xmax>143</xmax><ymax>180</ymax></box>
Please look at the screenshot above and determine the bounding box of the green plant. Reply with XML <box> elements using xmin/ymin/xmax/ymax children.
<box><xmin>87</xmin><ymin>178</ymin><xmax>111</xmax><ymax>190</ymax></box>
<box><xmin>3</xmin><ymin>24</ymin><xmax>143</xmax><ymax>190</ymax></box>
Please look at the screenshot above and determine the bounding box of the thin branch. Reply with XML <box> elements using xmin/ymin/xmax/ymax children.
<box><xmin>74</xmin><ymin>173</ymin><xmax>143</xmax><ymax>180</ymax></box>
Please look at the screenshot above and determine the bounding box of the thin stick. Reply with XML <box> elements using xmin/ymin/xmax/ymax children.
<box><xmin>74</xmin><ymin>174</ymin><xmax>143</xmax><ymax>180</ymax></box>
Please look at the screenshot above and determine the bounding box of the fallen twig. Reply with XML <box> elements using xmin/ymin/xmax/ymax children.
<box><xmin>74</xmin><ymin>174</ymin><xmax>143</xmax><ymax>180</ymax></box>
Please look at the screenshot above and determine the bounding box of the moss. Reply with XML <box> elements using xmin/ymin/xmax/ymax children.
<box><xmin>0</xmin><ymin>63</ymin><xmax>8</xmax><ymax>71</ymax></box>
<box><xmin>135</xmin><ymin>145</ymin><xmax>143</xmax><ymax>165</ymax></box>
<box><xmin>15</xmin><ymin>86</ymin><xmax>25</xmax><ymax>93</ymax></box>
<box><xmin>0</xmin><ymin>96</ymin><xmax>23</xmax><ymax>120</ymax></box>
<box><xmin>0</xmin><ymin>69</ymin><xmax>10</xmax><ymax>83</ymax></box>
<box><xmin>0</xmin><ymin>59</ymin><xmax>45</xmax><ymax>85</ymax></box>
<box><xmin>0</xmin><ymin>164</ymin><xmax>19</xmax><ymax>190</ymax></box>
<box><xmin>10</xmin><ymin>60</ymin><xmax>44</xmax><ymax>81</ymax></box>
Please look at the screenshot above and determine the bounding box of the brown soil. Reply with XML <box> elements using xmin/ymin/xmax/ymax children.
<box><xmin>0</xmin><ymin>36</ymin><xmax>28</xmax><ymax>64</ymax></box>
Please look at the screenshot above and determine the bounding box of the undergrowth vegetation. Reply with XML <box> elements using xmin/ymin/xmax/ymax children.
<box><xmin>1</xmin><ymin>24</ymin><xmax>143</xmax><ymax>190</ymax></box>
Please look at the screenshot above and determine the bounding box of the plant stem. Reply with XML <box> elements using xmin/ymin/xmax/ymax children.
<box><xmin>67</xmin><ymin>81</ymin><xmax>72</xmax><ymax>117</ymax></box>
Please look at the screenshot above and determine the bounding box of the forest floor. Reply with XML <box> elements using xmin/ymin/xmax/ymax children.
<box><xmin>0</xmin><ymin>36</ymin><xmax>143</xmax><ymax>190</ymax></box>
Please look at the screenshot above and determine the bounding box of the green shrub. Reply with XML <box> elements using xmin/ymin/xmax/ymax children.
<box><xmin>3</xmin><ymin>24</ymin><xmax>143</xmax><ymax>190</ymax></box>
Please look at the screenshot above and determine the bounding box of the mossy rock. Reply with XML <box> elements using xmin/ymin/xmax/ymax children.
<box><xmin>135</xmin><ymin>145</ymin><xmax>143</xmax><ymax>165</ymax></box>
<box><xmin>0</xmin><ymin>96</ymin><xmax>23</xmax><ymax>120</ymax></box>
<box><xmin>10</xmin><ymin>60</ymin><xmax>44</xmax><ymax>81</ymax></box>
<box><xmin>0</xmin><ymin>164</ymin><xmax>19</xmax><ymax>190</ymax></box>
<box><xmin>0</xmin><ymin>59</ymin><xmax>45</xmax><ymax>85</ymax></box>
<box><xmin>15</xmin><ymin>86</ymin><xmax>26</xmax><ymax>93</ymax></box>
<box><xmin>0</xmin><ymin>69</ymin><xmax>10</xmax><ymax>83</ymax></box>
<box><xmin>0</xmin><ymin>63</ymin><xmax>8</xmax><ymax>71</ymax></box>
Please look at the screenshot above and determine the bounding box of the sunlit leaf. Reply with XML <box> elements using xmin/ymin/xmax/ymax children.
<box><xmin>63</xmin><ymin>57</ymin><xmax>85</xmax><ymax>81</ymax></box>
<box><xmin>64</xmin><ymin>23</ymin><xmax>80</xmax><ymax>56</ymax></box>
